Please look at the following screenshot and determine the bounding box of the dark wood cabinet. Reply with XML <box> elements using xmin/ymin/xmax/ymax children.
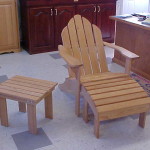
<box><xmin>20</xmin><ymin>0</ymin><xmax>117</xmax><ymax>54</ymax></box>
<box><xmin>29</xmin><ymin>7</ymin><xmax>54</xmax><ymax>54</ymax></box>
<box><xmin>76</xmin><ymin>4</ymin><xmax>96</xmax><ymax>24</ymax></box>
<box><xmin>54</xmin><ymin>6</ymin><xmax>75</xmax><ymax>47</ymax></box>
<box><xmin>97</xmin><ymin>3</ymin><xmax>116</xmax><ymax>42</ymax></box>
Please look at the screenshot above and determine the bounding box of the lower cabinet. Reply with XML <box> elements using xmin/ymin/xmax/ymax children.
<box><xmin>20</xmin><ymin>0</ymin><xmax>116</xmax><ymax>54</ymax></box>
<box><xmin>29</xmin><ymin>7</ymin><xmax>54</xmax><ymax>54</ymax></box>
<box><xmin>97</xmin><ymin>3</ymin><xmax>116</xmax><ymax>42</ymax></box>
<box><xmin>54</xmin><ymin>6</ymin><xmax>75</xmax><ymax>48</ymax></box>
<box><xmin>0</xmin><ymin>0</ymin><xmax>20</xmax><ymax>53</ymax></box>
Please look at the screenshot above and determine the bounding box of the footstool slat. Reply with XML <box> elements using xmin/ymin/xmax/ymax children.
<box><xmin>85</xmin><ymin>78</ymin><xmax>134</xmax><ymax>90</ymax></box>
<box><xmin>81</xmin><ymin>73</ymin><xmax>129</xmax><ymax>83</ymax></box>
<box><xmin>91</xmin><ymin>87</ymin><xmax>144</xmax><ymax>100</ymax></box>
<box><xmin>88</xmin><ymin>82</ymin><xmax>139</xmax><ymax>95</ymax></box>
<box><xmin>97</xmin><ymin>97</ymin><xmax>150</xmax><ymax>113</ymax></box>
<box><xmin>94</xmin><ymin>92</ymin><xmax>148</xmax><ymax>106</ymax></box>
<box><xmin>0</xmin><ymin>75</ymin><xmax>57</xmax><ymax>134</ymax></box>
<box><xmin>99</xmin><ymin>104</ymin><xmax>150</xmax><ymax>121</ymax></box>
<box><xmin>82</xmin><ymin>76</ymin><xmax>131</xmax><ymax>87</ymax></box>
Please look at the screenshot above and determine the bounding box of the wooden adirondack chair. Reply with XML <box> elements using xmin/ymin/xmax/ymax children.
<box><xmin>58</xmin><ymin>15</ymin><xmax>150</xmax><ymax>138</ymax></box>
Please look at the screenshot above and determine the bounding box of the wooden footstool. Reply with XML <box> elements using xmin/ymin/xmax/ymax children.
<box><xmin>0</xmin><ymin>75</ymin><xmax>57</xmax><ymax>134</ymax></box>
<box><xmin>81</xmin><ymin>74</ymin><xmax>150</xmax><ymax>138</ymax></box>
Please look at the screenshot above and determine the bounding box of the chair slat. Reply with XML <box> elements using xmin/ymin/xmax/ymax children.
<box><xmin>68</xmin><ymin>18</ymin><xmax>84</xmax><ymax>75</ymax></box>
<box><xmin>92</xmin><ymin>24</ymin><xmax>108</xmax><ymax>72</ymax></box>
<box><xmin>74</xmin><ymin>15</ymin><xmax>92</xmax><ymax>75</ymax></box>
<box><xmin>82</xmin><ymin>17</ymin><xmax>100</xmax><ymax>74</ymax></box>
<box><xmin>61</xmin><ymin>26</ymin><xmax>72</xmax><ymax>51</ymax></box>
<box><xmin>61</xmin><ymin>27</ymin><xmax>75</xmax><ymax>77</ymax></box>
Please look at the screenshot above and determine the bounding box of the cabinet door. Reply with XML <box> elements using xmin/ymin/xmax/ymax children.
<box><xmin>29</xmin><ymin>7</ymin><xmax>54</xmax><ymax>54</ymax></box>
<box><xmin>0</xmin><ymin>0</ymin><xmax>19</xmax><ymax>52</ymax></box>
<box><xmin>97</xmin><ymin>3</ymin><xmax>116</xmax><ymax>42</ymax></box>
<box><xmin>54</xmin><ymin>6</ymin><xmax>75</xmax><ymax>47</ymax></box>
<box><xmin>76</xmin><ymin>4</ymin><xmax>96</xmax><ymax>24</ymax></box>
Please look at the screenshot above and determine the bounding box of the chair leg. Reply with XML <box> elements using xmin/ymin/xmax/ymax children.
<box><xmin>0</xmin><ymin>97</ymin><xmax>9</xmax><ymax>127</ymax></box>
<box><xmin>94</xmin><ymin>118</ymin><xmax>100</xmax><ymax>138</ymax></box>
<box><xmin>139</xmin><ymin>112</ymin><xmax>146</xmax><ymax>128</ymax></box>
<box><xmin>44</xmin><ymin>93</ymin><xmax>53</xmax><ymax>119</ymax></box>
<box><xmin>75</xmin><ymin>90</ymin><xmax>80</xmax><ymax>117</ymax></box>
<box><xmin>83</xmin><ymin>100</ymin><xmax>89</xmax><ymax>123</ymax></box>
<box><xmin>18</xmin><ymin>102</ymin><xmax>26</xmax><ymax>112</ymax></box>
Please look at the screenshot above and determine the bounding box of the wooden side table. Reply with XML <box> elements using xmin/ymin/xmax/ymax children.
<box><xmin>0</xmin><ymin>75</ymin><xmax>57</xmax><ymax>134</ymax></box>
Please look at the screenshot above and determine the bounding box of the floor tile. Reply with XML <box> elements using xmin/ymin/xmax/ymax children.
<box><xmin>50</xmin><ymin>53</ymin><xmax>61</xmax><ymax>59</ymax></box>
<box><xmin>12</xmin><ymin>128</ymin><xmax>52</xmax><ymax>150</ymax></box>
<box><xmin>0</xmin><ymin>75</ymin><xmax>8</xmax><ymax>83</ymax></box>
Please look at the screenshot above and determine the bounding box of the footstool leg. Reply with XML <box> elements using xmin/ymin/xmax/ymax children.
<box><xmin>0</xmin><ymin>97</ymin><xmax>9</xmax><ymax>127</ymax></box>
<box><xmin>94</xmin><ymin>118</ymin><xmax>100</xmax><ymax>138</ymax></box>
<box><xmin>27</xmin><ymin>104</ymin><xmax>37</xmax><ymax>134</ymax></box>
<box><xmin>18</xmin><ymin>102</ymin><xmax>26</xmax><ymax>112</ymax></box>
<box><xmin>139</xmin><ymin>112</ymin><xmax>146</xmax><ymax>128</ymax></box>
<box><xmin>83</xmin><ymin>100</ymin><xmax>89</xmax><ymax>123</ymax></box>
<box><xmin>44</xmin><ymin>93</ymin><xmax>53</xmax><ymax>119</ymax></box>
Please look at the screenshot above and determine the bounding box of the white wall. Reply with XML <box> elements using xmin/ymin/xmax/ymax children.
<box><xmin>116</xmin><ymin>0</ymin><xmax>149</xmax><ymax>15</ymax></box>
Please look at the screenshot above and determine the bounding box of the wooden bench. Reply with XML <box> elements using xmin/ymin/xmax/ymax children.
<box><xmin>81</xmin><ymin>73</ymin><xmax>150</xmax><ymax>138</ymax></box>
<box><xmin>0</xmin><ymin>75</ymin><xmax>57</xmax><ymax>134</ymax></box>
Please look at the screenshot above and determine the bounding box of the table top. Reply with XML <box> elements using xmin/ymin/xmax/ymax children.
<box><xmin>0</xmin><ymin>75</ymin><xmax>57</xmax><ymax>104</ymax></box>
<box><xmin>110</xmin><ymin>16</ymin><xmax>150</xmax><ymax>31</ymax></box>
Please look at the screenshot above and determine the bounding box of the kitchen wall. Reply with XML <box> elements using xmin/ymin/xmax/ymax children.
<box><xmin>116</xmin><ymin>0</ymin><xmax>150</xmax><ymax>15</ymax></box>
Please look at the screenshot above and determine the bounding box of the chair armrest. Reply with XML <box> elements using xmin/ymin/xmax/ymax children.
<box><xmin>58</xmin><ymin>45</ymin><xmax>83</xmax><ymax>68</ymax></box>
<box><xmin>103</xmin><ymin>42</ymin><xmax>139</xmax><ymax>59</ymax></box>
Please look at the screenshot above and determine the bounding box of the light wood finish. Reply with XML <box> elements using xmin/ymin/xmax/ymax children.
<box><xmin>0</xmin><ymin>0</ymin><xmax>20</xmax><ymax>53</ymax></box>
<box><xmin>59</xmin><ymin>15</ymin><xmax>150</xmax><ymax>138</ymax></box>
<box><xmin>0</xmin><ymin>75</ymin><xmax>57</xmax><ymax>134</ymax></box>
<box><xmin>110</xmin><ymin>16</ymin><xmax>150</xmax><ymax>80</ymax></box>
<box><xmin>27</xmin><ymin>104</ymin><xmax>37</xmax><ymax>134</ymax></box>
<box><xmin>81</xmin><ymin>76</ymin><xmax>150</xmax><ymax>138</ymax></box>
<box><xmin>59</xmin><ymin>15</ymin><xmax>139</xmax><ymax>115</ymax></box>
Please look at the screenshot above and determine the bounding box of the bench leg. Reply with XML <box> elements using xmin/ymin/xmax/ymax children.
<box><xmin>27</xmin><ymin>104</ymin><xmax>37</xmax><ymax>134</ymax></box>
<box><xmin>83</xmin><ymin>100</ymin><xmax>89</xmax><ymax>123</ymax></box>
<box><xmin>44</xmin><ymin>93</ymin><xmax>53</xmax><ymax>119</ymax></box>
<box><xmin>139</xmin><ymin>112</ymin><xmax>146</xmax><ymax>128</ymax></box>
<box><xmin>18</xmin><ymin>102</ymin><xmax>26</xmax><ymax>112</ymax></box>
<box><xmin>94</xmin><ymin>118</ymin><xmax>100</xmax><ymax>138</ymax></box>
<box><xmin>0</xmin><ymin>97</ymin><xmax>9</xmax><ymax>127</ymax></box>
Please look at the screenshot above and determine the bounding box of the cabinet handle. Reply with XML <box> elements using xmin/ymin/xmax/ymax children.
<box><xmin>98</xmin><ymin>6</ymin><xmax>100</xmax><ymax>13</ymax></box>
<box><xmin>50</xmin><ymin>9</ymin><xmax>53</xmax><ymax>16</ymax></box>
<box><xmin>94</xmin><ymin>6</ymin><xmax>96</xmax><ymax>12</ymax></box>
<box><xmin>55</xmin><ymin>9</ymin><xmax>58</xmax><ymax>16</ymax></box>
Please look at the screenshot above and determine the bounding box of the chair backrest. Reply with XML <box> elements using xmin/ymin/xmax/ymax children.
<box><xmin>61</xmin><ymin>15</ymin><xmax>108</xmax><ymax>77</ymax></box>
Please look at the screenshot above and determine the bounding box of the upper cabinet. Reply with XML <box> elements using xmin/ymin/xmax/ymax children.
<box><xmin>20</xmin><ymin>0</ymin><xmax>117</xmax><ymax>54</ymax></box>
<box><xmin>0</xmin><ymin>0</ymin><xmax>20</xmax><ymax>53</ymax></box>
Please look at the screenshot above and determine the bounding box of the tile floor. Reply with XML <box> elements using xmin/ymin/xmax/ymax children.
<box><xmin>0</xmin><ymin>48</ymin><xmax>150</xmax><ymax>150</ymax></box>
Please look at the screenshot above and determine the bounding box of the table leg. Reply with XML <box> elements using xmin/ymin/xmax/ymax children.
<box><xmin>44</xmin><ymin>92</ymin><xmax>53</xmax><ymax>119</ymax></box>
<box><xmin>0</xmin><ymin>97</ymin><xmax>8</xmax><ymax>127</ymax></box>
<box><xmin>139</xmin><ymin>112</ymin><xmax>146</xmax><ymax>128</ymax></box>
<box><xmin>27</xmin><ymin>104</ymin><xmax>37</xmax><ymax>134</ymax></box>
<box><xmin>18</xmin><ymin>102</ymin><xmax>26</xmax><ymax>112</ymax></box>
